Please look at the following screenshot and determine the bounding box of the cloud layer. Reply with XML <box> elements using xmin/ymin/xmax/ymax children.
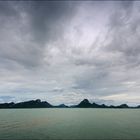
<box><xmin>0</xmin><ymin>1</ymin><xmax>140</xmax><ymax>105</ymax></box>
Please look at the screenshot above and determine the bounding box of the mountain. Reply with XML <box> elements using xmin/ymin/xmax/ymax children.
<box><xmin>116</xmin><ymin>104</ymin><xmax>129</xmax><ymax>108</ymax></box>
<box><xmin>76</xmin><ymin>99</ymin><xmax>108</xmax><ymax>108</ymax></box>
<box><xmin>109</xmin><ymin>104</ymin><xmax>129</xmax><ymax>108</ymax></box>
<box><xmin>92</xmin><ymin>102</ymin><xmax>103</xmax><ymax>108</ymax></box>
<box><xmin>55</xmin><ymin>104</ymin><xmax>69</xmax><ymax>108</ymax></box>
<box><xmin>13</xmin><ymin>99</ymin><xmax>53</xmax><ymax>108</ymax></box>
<box><xmin>0</xmin><ymin>102</ymin><xmax>14</xmax><ymax>108</ymax></box>
<box><xmin>76</xmin><ymin>99</ymin><xmax>129</xmax><ymax>108</ymax></box>
<box><xmin>76</xmin><ymin>99</ymin><xmax>93</xmax><ymax>108</ymax></box>
<box><xmin>0</xmin><ymin>99</ymin><xmax>52</xmax><ymax>108</ymax></box>
<box><xmin>137</xmin><ymin>105</ymin><xmax>140</xmax><ymax>108</ymax></box>
<box><xmin>0</xmin><ymin>98</ymin><xmax>139</xmax><ymax>108</ymax></box>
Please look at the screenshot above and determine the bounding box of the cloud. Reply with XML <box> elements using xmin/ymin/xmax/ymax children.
<box><xmin>0</xmin><ymin>96</ymin><xmax>15</xmax><ymax>103</ymax></box>
<box><xmin>0</xmin><ymin>1</ymin><xmax>140</xmax><ymax>105</ymax></box>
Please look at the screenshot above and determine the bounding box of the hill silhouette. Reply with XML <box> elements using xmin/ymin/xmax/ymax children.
<box><xmin>0</xmin><ymin>99</ymin><xmax>52</xmax><ymax>108</ymax></box>
<box><xmin>76</xmin><ymin>99</ymin><xmax>108</xmax><ymax>108</ymax></box>
<box><xmin>75</xmin><ymin>99</ymin><xmax>131</xmax><ymax>108</ymax></box>
<box><xmin>0</xmin><ymin>98</ymin><xmax>139</xmax><ymax>109</ymax></box>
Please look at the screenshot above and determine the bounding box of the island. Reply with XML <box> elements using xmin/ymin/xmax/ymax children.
<box><xmin>0</xmin><ymin>99</ymin><xmax>139</xmax><ymax>109</ymax></box>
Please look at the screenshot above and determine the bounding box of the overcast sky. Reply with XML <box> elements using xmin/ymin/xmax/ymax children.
<box><xmin>0</xmin><ymin>1</ymin><xmax>140</xmax><ymax>105</ymax></box>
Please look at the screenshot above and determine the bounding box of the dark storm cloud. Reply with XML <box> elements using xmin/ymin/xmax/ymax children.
<box><xmin>0</xmin><ymin>1</ymin><xmax>140</xmax><ymax>105</ymax></box>
<box><xmin>0</xmin><ymin>1</ymin><xmax>77</xmax><ymax>41</ymax></box>
<box><xmin>0</xmin><ymin>1</ymin><xmax>78</xmax><ymax>69</ymax></box>
<box><xmin>0</xmin><ymin>1</ymin><xmax>18</xmax><ymax>18</ymax></box>
<box><xmin>106</xmin><ymin>0</ymin><xmax>140</xmax><ymax>68</ymax></box>
<box><xmin>26</xmin><ymin>1</ymin><xmax>77</xmax><ymax>44</ymax></box>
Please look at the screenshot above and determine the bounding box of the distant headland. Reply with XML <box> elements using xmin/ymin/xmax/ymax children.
<box><xmin>0</xmin><ymin>99</ymin><xmax>140</xmax><ymax>109</ymax></box>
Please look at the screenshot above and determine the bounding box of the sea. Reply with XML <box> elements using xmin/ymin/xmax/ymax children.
<box><xmin>0</xmin><ymin>108</ymin><xmax>140</xmax><ymax>139</ymax></box>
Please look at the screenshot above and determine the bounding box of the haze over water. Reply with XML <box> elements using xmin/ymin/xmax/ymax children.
<box><xmin>0</xmin><ymin>109</ymin><xmax>140</xmax><ymax>140</ymax></box>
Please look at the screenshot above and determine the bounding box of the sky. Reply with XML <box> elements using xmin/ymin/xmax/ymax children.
<box><xmin>0</xmin><ymin>1</ymin><xmax>140</xmax><ymax>106</ymax></box>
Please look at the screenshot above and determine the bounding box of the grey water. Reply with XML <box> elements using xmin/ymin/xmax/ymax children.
<box><xmin>0</xmin><ymin>109</ymin><xmax>140</xmax><ymax>139</ymax></box>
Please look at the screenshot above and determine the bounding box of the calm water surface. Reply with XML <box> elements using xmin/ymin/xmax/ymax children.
<box><xmin>0</xmin><ymin>109</ymin><xmax>140</xmax><ymax>139</ymax></box>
